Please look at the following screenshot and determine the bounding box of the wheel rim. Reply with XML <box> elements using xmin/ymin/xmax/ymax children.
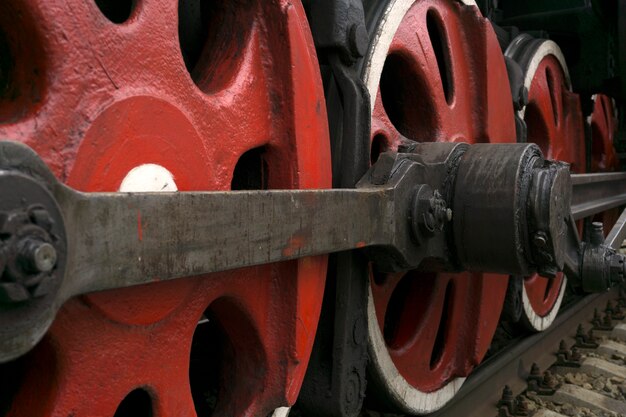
<box><xmin>361</xmin><ymin>1</ymin><xmax>515</xmax><ymax>413</ymax></box>
<box><xmin>505</xmin><ymin>36</ymin><xmax>584</xmax><ymax>331</ymax></box>
<box><xmin>0</xmin><ymin>1</ymin><xmax>330</xmax><ymax>416</ymax></box>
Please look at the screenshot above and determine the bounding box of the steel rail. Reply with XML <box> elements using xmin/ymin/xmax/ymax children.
<box><xmin>429</xmin><ymin>288</ymin><xmax>618</xmax><ymax>417</ymax></box>
<box><xmin>571</xmin><ymin>172</ymin><xmax>626</xmax><ymax>220</ymax></box>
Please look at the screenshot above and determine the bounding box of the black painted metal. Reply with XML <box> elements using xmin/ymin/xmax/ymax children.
<box><xmin>0</xmin><ymin>144</ymin><xmax>68</xmax><ymax>365</ymax></box>
<box><xmin>297</xmin><ymin>2</ymin><xmax>372</xmax><ymax>413</ymax></box>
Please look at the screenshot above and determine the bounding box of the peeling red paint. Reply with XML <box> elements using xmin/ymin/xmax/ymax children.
<box><xmin>283</xmin><ymin>235</ymin><xmax>306</xmax><ymax>258</ymax></box>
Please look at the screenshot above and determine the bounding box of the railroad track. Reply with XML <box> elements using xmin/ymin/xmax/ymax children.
<box><xmin>426</xmin><ymin>288</ymin><xmax>626</xmax><ymax>417</ymax></box>
<box><xmin>290</xmin><ymin>288</ymin><xmax>626</xmax><ymax>417</ymax></box>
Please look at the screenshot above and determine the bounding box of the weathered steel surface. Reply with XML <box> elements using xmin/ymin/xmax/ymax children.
<box><xmin>61</xmin><ymin>188</ymin><xmax>389</xmax><ymax>294</ymax></box>
<box><xmin>571</xmin><ymin>173</ymin><xmax>626</xmax><ymax>220</ymax></box>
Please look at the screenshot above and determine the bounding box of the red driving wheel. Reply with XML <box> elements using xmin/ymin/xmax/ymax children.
<box><xmin>0</xmin><ymin>1</ymin><xmax>331</xmax><ymax>416</ymax></box>
<box><xmin>505</xmin><ymin>36</ymin><xmax>585</xmax><ymax>331</ymax></box>
<box><xmin>361</xmin><ymin>0</ymin><xmax>515</xmax><ymax>413</ymax></box>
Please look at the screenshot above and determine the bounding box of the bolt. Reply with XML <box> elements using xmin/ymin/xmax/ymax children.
<box><xmin>557</xmin><ymin>340</ymin><xmax>569</xmax><ymax>360</ymax></box>
<box><xmin>412</xmin><ymin>187</ymin><xmax>450</xmax><ymax>241</ymax></box>
<box><xmin>501</xmin><ymin>385</ymin><xmax>514</xmax><ymax>402</ymax></box>
<box><xmin>430</xmin><ymin>190</ymin><xmax>451</xmax><ymax>225</ymax></box>
<box><xmin>515</xmin><ymin>396</ymin><xmax>529</xmax><ymax>416</ymax></box>
<box><xmin>590</xmin><ymin>222</ymin><xmax>604</xmax><ymax>245</ymax></box>
<box><xmin>587</xmin><ymin>328</ymin><xmax>597</xmax><ymax>343</ymax></box>
<box><xmin>498</xmin><ymin>385</ymin><xmax>515</xmax><ymax>415</ymax></box>
<box><xmin>527</xmin><ymin>363</ymin><xmax>542</xmax><ymax>385</ymax></box>
<box><xmin>18</xmin><ymin>239</ymin><xmax>57</xmax><ymax>274</ymax></box>
<box><xmin>542</xmin><ymin>370</ymin><xmax>558</xmax><ymax>389</ymax></box>
<box><xmin>0</xmin><ymin>282</ymin><xmax>30</xmax><ymax>303</ymax></box>
<box><xmin>498</xmin><ymin>408</ymin><xmax>513</xmax><ymax>417</ymax></box>
<box><xmin>530</xmin><ymin>363</ymin><xmax>541</xmax><ymax>377</ymax></box>
<box><xmin>515</xmin><ymin>86</ymin><xmax>529</xmax><ymax>111</ymax></box>
<box><xmin>29</xmin><ymin>206</ymin><xmax>54</xmax><ymax>232</ymax></box>
<box><xmin>556</xmin><ymin>340</ymin><xmax>582</xmax><ymax>367</ymax></box>
<box><xmin>593</xmin><ymin>308</ymin><xmax>601</xmax><ymax>323</ymax></box>
<box><xmin>348</xmin><ymin>23</ymin><xmax>368</xmax><ymax>58</ymax></box>
<box><xmin>527</xmin><ymin>363</ymin><xmax>543</xmax><ymax>393</ymax></box>
<box><xmin>574</xmin><ymin>324</ymin><xmax>597</xmax><ymax>348</ymax></box>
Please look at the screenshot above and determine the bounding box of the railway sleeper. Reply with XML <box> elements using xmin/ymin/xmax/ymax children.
<box><xmin>0</xmin><ymin>138</ymin><xmax>625</xmax><ymax>364</ymax></box>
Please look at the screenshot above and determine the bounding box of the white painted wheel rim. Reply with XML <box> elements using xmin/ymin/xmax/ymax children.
<box><xmin>521</xmin><ymin>277</ymin><xmax>567</xmax><ymax>331</ymax></box>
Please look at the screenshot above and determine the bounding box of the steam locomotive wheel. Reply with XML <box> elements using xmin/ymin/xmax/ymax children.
<box><xmin>505</xmin><ymin>36</ymin><xmax>585</xmax><ymax>331</ymax></box>
<box><xmin>361</xmin><ymin>0</ymin><xmax>516</xmax><ymax>413</ymax></box>
<box><xmin>0</xmin><ymin>1</ymin><xmax>330</xmax><ymax>416</ymax></box>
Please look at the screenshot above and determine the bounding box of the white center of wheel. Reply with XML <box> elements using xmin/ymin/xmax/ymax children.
<box><xmin>271</xmin><ymin>407</ymin><xmax>290</xmax><ymax>417</ymax></box>
<box><xmin>119</xmin><ymin>164</ymin><xmax>178</xmax><ymax>192</ymax></box>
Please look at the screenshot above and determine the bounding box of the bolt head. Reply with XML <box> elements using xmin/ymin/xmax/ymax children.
<box><xmin>29</xmin><ymin>207</ymin><xmax>54</xmax><ymax>231</ymax></box>
<box><xmin>32</xmin><ymin>242</ymin><xmax>57</xmax><ymax>273</ymax></box>
<box><xmin>19</xmin><ymin>239</ymin><xmax>57</xmax><ymax>274</ymax></box>
<box><xmin>348</xmin><ymin>23</ymin><xmax>368</xmax><ymax>58</ymax></box>
<box><xmin>514</xmin><ymin>86</ymin><xmax>529</xmax><ymax>111</ymax></box>
<box><xmin>0</xmin><ymin>282</ymin><xmax>30</xmax><ymax>303</ymax></box>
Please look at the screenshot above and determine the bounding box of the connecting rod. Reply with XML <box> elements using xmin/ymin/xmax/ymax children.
<box><xmin>0</xmin><ymin>140</ymin><xmax>625</xmax><ymax>362</ymax></box>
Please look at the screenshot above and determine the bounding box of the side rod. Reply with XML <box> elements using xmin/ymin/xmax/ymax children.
<box><xmin>571</xmin><ymin>172</ymin><xmax>626</xmax><ymax>220</ymax></box>
<box><xmin>59</xmin><ymin>187</ymin><xmax>393</xmax><ymax>298</ymax></box>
